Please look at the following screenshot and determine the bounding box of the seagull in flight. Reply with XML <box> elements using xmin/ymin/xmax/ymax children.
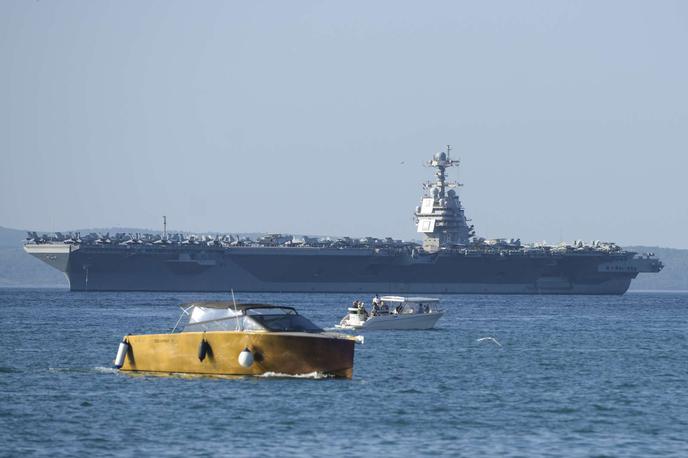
<box><xmin>477</xmin><ymin>337</ymin><xmax>502</xmax><ymax>347</ymax></box>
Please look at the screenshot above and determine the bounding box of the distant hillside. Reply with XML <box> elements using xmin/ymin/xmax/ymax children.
<box><xmin>1</xmin><ymin>226</ymin><xmax>685</xmax><ymax>290</ymax></box>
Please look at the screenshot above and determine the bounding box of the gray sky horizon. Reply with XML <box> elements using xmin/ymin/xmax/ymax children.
<box><xmin>2</xmin><ymin>1</ymin><xmax>687</xmax><ymax>248</ymax></box>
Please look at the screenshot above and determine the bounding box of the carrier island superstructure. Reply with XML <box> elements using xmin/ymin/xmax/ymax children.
<box><xmin>24</xmin><ymin>148</ymin><xmax>663</xmax><ymax>294</ymax></box>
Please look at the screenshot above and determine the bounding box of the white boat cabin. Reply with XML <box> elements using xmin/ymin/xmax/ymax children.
<box><xmin>378</xmin><ymin>296</ymin><xmax>441</xmax><ymax>314</ymax></box>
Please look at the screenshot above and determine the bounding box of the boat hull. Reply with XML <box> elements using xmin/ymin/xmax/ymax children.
<box><xmin>117</xmin><ymin>331</ymin><xmax>356</xmax><ymax>379</ymax></box>
<box><xmin>341</xmin><ymin>312</ymin><xmax>444</xmax><ymax>330</ymax></box>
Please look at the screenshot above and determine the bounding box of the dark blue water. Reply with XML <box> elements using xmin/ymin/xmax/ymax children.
<box><xmin>1</xmin><ymin>290</ymin><xmax>687</xmax><ymax>457</ymax></box>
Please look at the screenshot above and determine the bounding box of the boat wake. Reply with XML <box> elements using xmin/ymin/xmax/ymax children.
<box><xmin>93</xmin><ymin>366</ymin><xmax>119</xmax><ymax>374</ymax></box>
<box><xmin>48</xmin><ymin>366</ymin><xmax>119</xmax><ymax>374</ymax></box>
<box><xmin>258</xmin><ymin>371</ymin><xmax>333</xmax><ymax>379</ymax></box>
<box><xmin>113</xmin><ymin>370</ymin><xmax>333</xmax><ymax>381</ymax></box>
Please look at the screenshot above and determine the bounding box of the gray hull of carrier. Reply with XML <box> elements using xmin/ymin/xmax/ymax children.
<box><xmin>24</xmin><ymin>243</ymin><xmax>660</xmax><ymax>295</ymax></box>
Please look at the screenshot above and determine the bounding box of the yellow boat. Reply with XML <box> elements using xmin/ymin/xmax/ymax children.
<box><xmin>114</xmin><ymin>301</ymin><xmax>362</xmax><ymax>379</ymax></box>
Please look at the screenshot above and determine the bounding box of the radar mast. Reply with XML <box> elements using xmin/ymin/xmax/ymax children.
<box><xmin>415</xmin><ymin>145</ymin><xmax>474</xmax><ymax>252</ymax></box>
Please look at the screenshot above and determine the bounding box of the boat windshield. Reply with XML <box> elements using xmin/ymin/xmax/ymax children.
<box><xmin>181</xmin><ymin>305</ymin><xmax>322</xmax><ymax>333</ymax></box>
<box><xmin>248</xmin><ymin>312</ymin><xmax>322</xmax><ymax>332</ymax></box>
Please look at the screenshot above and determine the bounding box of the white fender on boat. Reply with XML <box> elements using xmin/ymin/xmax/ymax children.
<box><xmin>238</xmin><ymin>347</ymin><xmax>254</xmax><ymax>368</ymax></box>
<box><xmin>114</xmin><ymin>339</ymin><xmax>129</xmax><ymax>368</ymax></box>
<box><xmin>355</xmin><ymin>335</ymin><xmax>365</xmax><ymax>345</ymax></box>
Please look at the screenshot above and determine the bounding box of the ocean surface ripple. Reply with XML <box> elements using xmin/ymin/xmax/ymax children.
<box><xmin>1</xmin><ymin>289</ymin><xmax>687</xmax><ymax>457</ymax></box>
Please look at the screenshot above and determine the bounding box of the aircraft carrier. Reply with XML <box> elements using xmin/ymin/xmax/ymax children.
<box><xmin>24</xmin><ymin>148</ymin><xmax>663</xmax><ymax>294</ymax></box>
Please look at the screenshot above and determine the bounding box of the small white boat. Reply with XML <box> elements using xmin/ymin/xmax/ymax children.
<box><xmin>336</xmin><ymin>296</ymin><xmax>444</xmax><ymax>330</ymax></box>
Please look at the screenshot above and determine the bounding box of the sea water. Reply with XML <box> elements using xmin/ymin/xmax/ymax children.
<box><xmin>1</xmin><ymin>289</ymin><xmax>686</xmax><ymax>457</ymax></box>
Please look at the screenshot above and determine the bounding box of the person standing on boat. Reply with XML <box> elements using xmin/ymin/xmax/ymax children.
<box><xmin>380</xmin><ymin>300</ymin><xmax>389</xmax><ymax>314</ymax></box>
<box><xmin>372</xmin><ymin>294</ymin><xmax>381</xmax><ymax>307</ymax></box>
<box><xmin>371</xmin><ymin>301</ymin><xmax>380</xmax><ymax>316</ymax></box>
<box><xmin>356</xmin><ymin>300</ymin><xmax>368</xmax><ymax>319</ymax></box>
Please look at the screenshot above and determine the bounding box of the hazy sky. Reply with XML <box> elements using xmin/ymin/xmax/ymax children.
<box><xmin>2</xmin><ymin>1</ymin><xmax>687</xmax><ymax>247</ymax></box>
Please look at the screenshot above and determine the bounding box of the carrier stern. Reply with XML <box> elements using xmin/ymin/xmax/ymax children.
<box><xmin>598</xmin><ymin>253</ymin><xmax>663</xmax><ymax>276</ymax></box>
